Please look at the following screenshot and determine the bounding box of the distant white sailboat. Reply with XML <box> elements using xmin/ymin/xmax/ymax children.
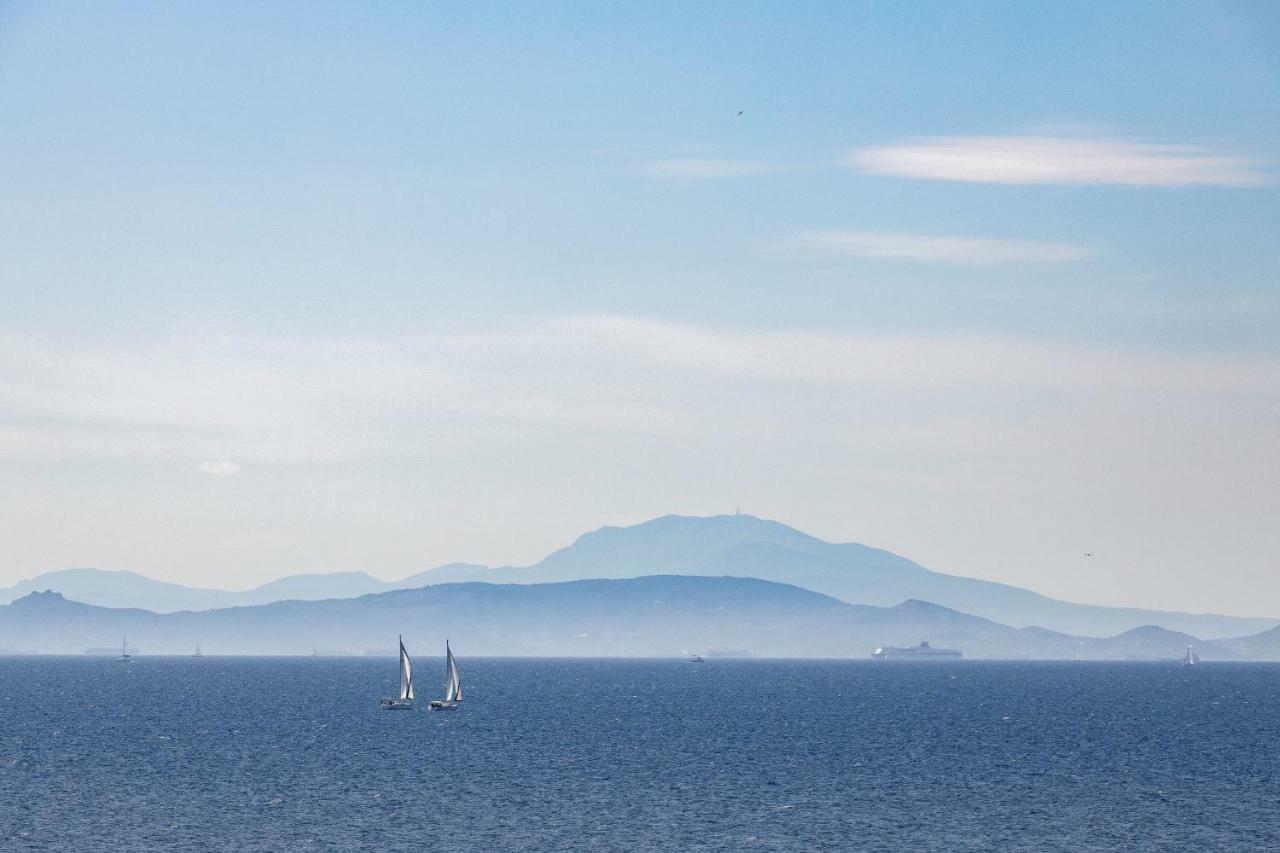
<box><xmin>379</xmin><ymin>636</ymin><xmax>414</xmax><ymax>710</ymax></box>
<box><xmin>428</xmin><ymin>640</ymin><xmax>462</xmax><ymax>711</ymax></box>
<box><xmin>1182</xmin><ymin>645</ymin><xmax>1200</xmax><ymax>667</ymax></box>
<box><xmin>118</xmin><ymin>636</ymin><xmax>132</xmax><ymax>663</ymax></box>
<box><xmin>193</xmin><ymin>640</ymin><xmax>203</xmax><ymax>658</ymax></box>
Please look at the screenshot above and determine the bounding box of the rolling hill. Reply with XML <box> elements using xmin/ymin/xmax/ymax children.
<box><xmin>0</xmin><ymin>576</ymin><xmax>1260</xmax><ymax>660</ymax></box>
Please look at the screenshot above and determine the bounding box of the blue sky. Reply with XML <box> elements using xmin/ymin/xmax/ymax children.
<box><xmin>1</xmin><ymin>2</ymin><xmax>1278</xmax><ymax>615</ymax></box>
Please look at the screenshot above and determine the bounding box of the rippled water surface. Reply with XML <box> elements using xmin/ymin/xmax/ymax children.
<box><xmin>2</xmin><ymin>657</ymin><xmax>1278</xmax><ymax>851</ymax></box>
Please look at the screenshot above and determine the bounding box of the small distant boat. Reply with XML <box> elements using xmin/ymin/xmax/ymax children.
<box><xmin>193</xmin><ymin>641</ymin><xmax>203</xmax><ymax>658</ymax></box>
<box><xmin>379</xmin><ymin>636</ymin><xmax>414</xmax><ymax>710</ymax></box>
<box><xmin>118</xmin><ymin>636</ymin><xmax>133</xmax><ymax>663</ymax></box>
<box><xmin>428</xmin><ymin>640</ymin><xmax>462</xmax><ymax>711</ymax></box>
<box><xmin>689</xmin><ymin>654</ymin><xmax>705</xmax><ymax>663</ymax></box>
<box><xmin>1182</xmin><ymin>645</ymin><xmax>1200</xmax><ymax>667</ymax></box>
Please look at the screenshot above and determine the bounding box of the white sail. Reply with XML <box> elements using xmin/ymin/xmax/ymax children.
<box><xmin>443</xmin><ymin>641</ymin><xmax>461</xmax><ymax>703</ymax></box>
<box><xmin>399</xmin><ymin>636</ymin><xmax>414</xmax><ymax>700</ymax></box>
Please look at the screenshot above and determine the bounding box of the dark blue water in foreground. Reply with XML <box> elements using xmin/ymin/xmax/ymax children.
<box><xmin>2</xmin><ymin>658</ymin><xmax>1279</xmax><ymax>851</ymax></box>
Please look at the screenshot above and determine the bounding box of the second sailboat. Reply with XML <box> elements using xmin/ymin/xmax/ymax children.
<box><xmin>379</xmin><ymin>636</ymin><xmax>414</xmax><ymax>710</ymax></box>
<box><xmin>428</xmin><ymin>641</ymin><xmax>462</xmax><ymax>711</ymax></box>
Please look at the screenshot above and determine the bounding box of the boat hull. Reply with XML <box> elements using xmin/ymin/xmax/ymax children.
<box><xmin>379</xmin><ymin>698</ymin><xmax>414</xmax><ymax>710</ymax></box>
<box><xmin>428</xmin><ymin>701</ymin><xmax>459</xmax><ymax>711</ymax></box>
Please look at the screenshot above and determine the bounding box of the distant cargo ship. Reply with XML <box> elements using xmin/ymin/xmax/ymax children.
<box><xmin>871</xmin><ymin>641</ymin><xmax>961</xmax><ymax>660</ymax></box>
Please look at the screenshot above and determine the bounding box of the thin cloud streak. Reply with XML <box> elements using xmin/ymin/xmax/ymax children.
<box><xmin>794</xmin><ymin>230</ymin><xmax>1092</xmax><ymax>265</ymax></box>
<box><xmin>844</xmin><ymin>136</ymin><xmax>1274</xmax><ymax>187</ymax></box>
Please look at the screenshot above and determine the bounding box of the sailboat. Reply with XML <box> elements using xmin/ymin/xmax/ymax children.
<box><xmin>193</xmin><ymin>640</ymin><xmax>203</xmax><ymax>658</ymax></box>
<box><xmin>1182</xmin><ymin>645</ymin><xmax>1200</xmax><ymax>667</ymax></box>
<box><xmin>428</xmin><ymin>640</ymin><xmax>462</xmax><ymax>710</ymax></box>
<box><xmin>118</xmin><ymin>636</ymin><xmax>132</xmax><ymax>663</ymax></box>
<box><xmin>379</xmin><ymin>636</ymin><xmax>414</xmax><ymax>710</ymax></box>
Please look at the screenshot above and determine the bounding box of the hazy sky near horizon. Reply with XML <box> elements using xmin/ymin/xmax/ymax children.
<box><xmin>1</xmin><ymin>2</ymin><xmax>1278</xmax><ymax>615</ymax></box>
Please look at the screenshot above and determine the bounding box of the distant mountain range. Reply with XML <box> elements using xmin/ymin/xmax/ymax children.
<box><xmin>0</xmin><ymin>564</ymin><xmax>486</xmax><ymax>613</ymax></box>
<box><xmin>3</xmin><ymin>514</ymin><xmax>1273</xmax><ymax>639</ymax></box>
<box><xmin>435</xmin><ymin>515</ymin><xmax>1275</xmax><ymax>639</ymax></box>
<box><xmin>0</xmin><ymin>576</ymin><xmax>1263</xmax><ymax>660</ymax></box>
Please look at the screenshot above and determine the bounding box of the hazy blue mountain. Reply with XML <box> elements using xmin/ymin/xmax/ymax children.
<box><xmin>0</xmin><ymin>579</ymin><xmax>895</xmax><ymax>657</ymax></box>
<box><xmin>415</xmin><ymin>515</ymin><xmax>1277</xmax><ymax>638</ymax></box>
<box><xmin>0</xmin><ymin>577</ymin><xmax>1261</xmax><ymax>661</ymax></box>
<box><xmin>1214</xmin><ymin>625</ymin><xmax>1280</xmax><ymax>661</ymax></box>
<box><xmin>6</xmin><ymin>515</ymin><xmax>1274</xmax><ymax>639</ymax></box>
<box><xmin>230</xmin><ymin>572</ymin><xmax>393</xmax><ymax>606</ymax></box>
<box><xmin>0</xmin><ymin>569</ymin><xmax>240</xmax><ymax>612</ymax></box>
<box><xmin>396</xmin><ymin>563</ymin><xmax>490</xmax><ymax>587</ymax></box>
<box><xmin>0</xmin><ymin>568</ymin><xmax>403</xmax><ymax>612</ymax></box>
<box><xmin>1084</xmin><ymin>625</ymin><xmax>1237</xmax><ymax>662</ymax></box>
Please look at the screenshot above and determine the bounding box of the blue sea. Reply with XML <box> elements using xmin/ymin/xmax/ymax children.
<box><xmin>2</xmin><ymin>657</ymin><xmax>1278</xmax><ymax>851</ymax></box>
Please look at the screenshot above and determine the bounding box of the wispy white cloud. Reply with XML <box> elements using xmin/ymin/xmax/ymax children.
<box><xmin>843</xmin><ymin>135</ymin><xmax>1274</xmax><ymax>187</ymax></box>
<box><xmin>198</xmin><ymin>461</ymin><xmax>241</xmax><ymax>476</ymax></box>
<box><xmin>793</xmin><ymin>230</ymin><xmax>1091</xmax><ymax>265</ymax></box>
<box><xmin>640</xmin><ymin>158</ymin><xmax>781</xmax><ymax>179</ymax></box>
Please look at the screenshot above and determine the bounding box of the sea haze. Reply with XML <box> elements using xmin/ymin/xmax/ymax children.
<box><xmin>2</xmin><ymin>657</ymin><xmax>1278</xmax><ymax>852</ymax></box>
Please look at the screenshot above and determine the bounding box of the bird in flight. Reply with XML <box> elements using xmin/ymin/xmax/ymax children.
<box><xmin>1084</xmin><ymin>553</ymin><xmax>1094</xmax><ymax>557</ymax></box>
<box><xmin>737</xmin><ymin>110</ymin><xmax>744</xmax><ymax>116</ymax></box>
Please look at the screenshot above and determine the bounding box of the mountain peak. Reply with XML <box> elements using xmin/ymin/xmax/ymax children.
<box><xmin>584</xmin><ymin>513</ymin><xmax>808</xmax><ymax>538</ymax></box>
<box><xmin>524</xmin><ymin>513</ymin><xmax>829</xmax><ymax>584</ymax></box>
<box><xmin>893</xmin><ymin>598</ymin><xmax>958</xmax><ymax>614</ymax></box>
<box><xmin>11</xmin><ymin>590</ymin><xmax>68</xmax><ymax>607</ymax></box>
<box><xmin>1112</xmin><ymin>624</ymin><xmax>1195</xmax><ymax>641</ymax></box>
